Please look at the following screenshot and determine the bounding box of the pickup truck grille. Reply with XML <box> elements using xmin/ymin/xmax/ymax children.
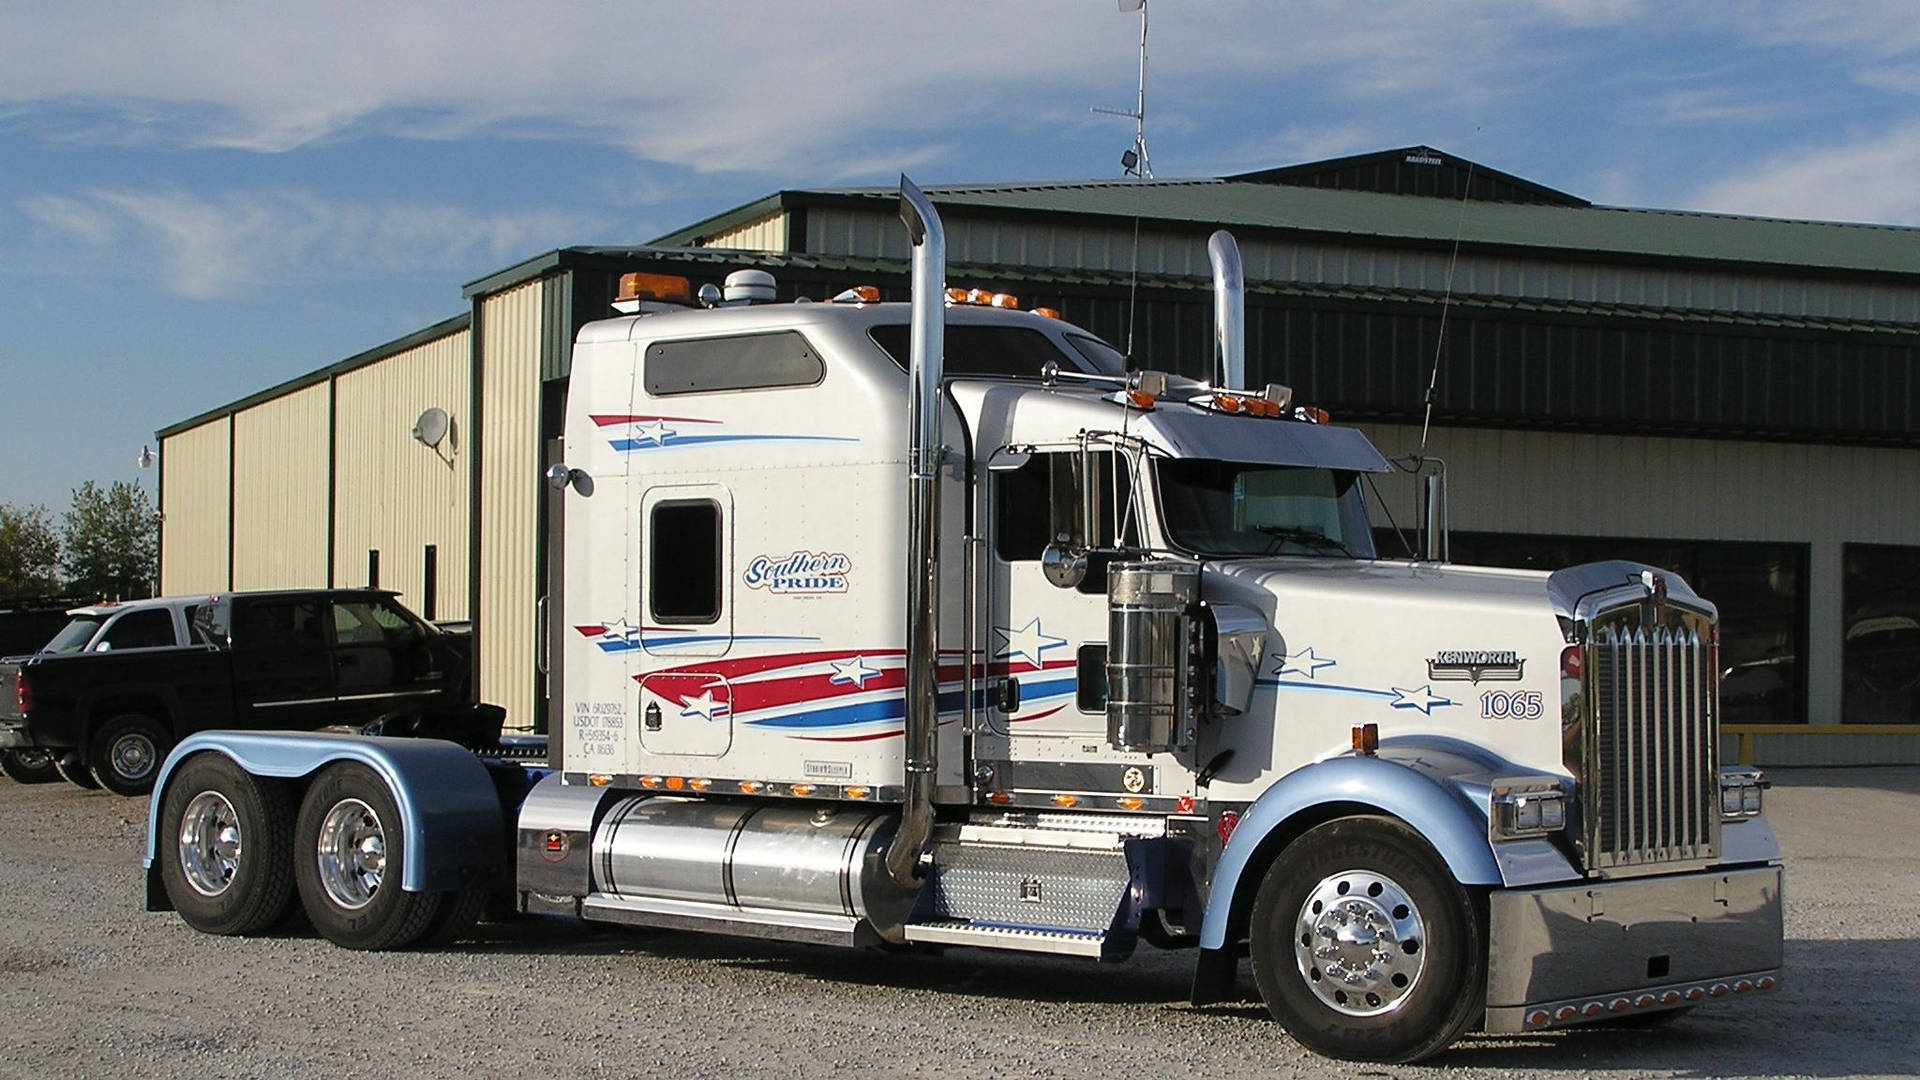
<box><xmin>1582</xmin><ymin>622</ymin><xmax>1719</xmax><ymax>873</ymax></box>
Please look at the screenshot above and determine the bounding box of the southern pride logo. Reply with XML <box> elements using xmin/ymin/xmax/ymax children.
<box><xmin>743</xmin><ymin>551</ymin><xmax>852</xmax><ymax>594</ymax></box>
<box><xmin>1427</xmin><ymin>649</ymin><xmax>1525</xmax><ymax>683</ymax></box>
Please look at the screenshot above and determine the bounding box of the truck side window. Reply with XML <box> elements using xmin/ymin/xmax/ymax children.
<box><xmin>236</xmin><ymin>599</ymin><xmax>326</xmax><ymax>651</ymax></box>
<box><xmin>645</xmin><ymin>331</ymin><xmax>824</xmax><ymax>396</ymax></box>
<box><xmin>994</xmin><ymin>451</ymin><xmax>1138</xmax><ymax>561</ymax></box>
<box><xmin>97</xmin><ymin>608</ymin><xmax>175</xmax><ymax>651</ymax></box>
<box><xmin>650</xmin><ymin>499</ymin><xmax>722</xmax><ymax>623</ymax></box>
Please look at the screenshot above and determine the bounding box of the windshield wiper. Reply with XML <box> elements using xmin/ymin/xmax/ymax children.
<box><xmin>1252</xmin><ymin>525</ymin><xmax>1356</xmax><ymax>558</ymax></box>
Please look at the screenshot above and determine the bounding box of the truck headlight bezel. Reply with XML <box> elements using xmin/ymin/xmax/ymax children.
<box><xmin>1719</xmin><ymin>766</ymin><xmax>1766</xmax><ymax>820</ymax></box>
<box><xmin>1490</xmin><ymin>778</ymin><xmax>1569</xmax><ymax>841</ymax></box>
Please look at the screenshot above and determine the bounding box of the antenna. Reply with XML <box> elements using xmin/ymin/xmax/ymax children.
<box><xmin>1092</xmin><ymin>0</ymin><xmax>1152</xmax><ymax>179</ymax></box>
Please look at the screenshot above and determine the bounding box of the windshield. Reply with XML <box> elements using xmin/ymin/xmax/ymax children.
<box><xmin>42</xmin><ymin>616</ymin><xmax>105</xmax><ymax>655</ymax></box>
<box><xmin>1156</xmin><ymin>460</ymin><xmax>1376</xmax><ymax>559</ymax></box>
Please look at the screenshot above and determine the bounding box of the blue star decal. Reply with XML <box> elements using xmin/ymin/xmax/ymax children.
<box><xmin>1390</xmin><ymin>684</ymin><xmax>1456</xmax><ymax>715</ymax></box>
<box><xmin>1275</xmin><ymin>646</ymin><xmax>1336</xmax><ymax>680</ymax></box>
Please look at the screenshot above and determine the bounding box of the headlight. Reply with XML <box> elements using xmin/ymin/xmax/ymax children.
<box><xmin>1491</xmin><ymin>778</ymin><xmax>1569</xmax><ymax>841</ymax></box>
<box><xmin>1719</xmin><ymin>766</ymin><xmax>1766</xmax><ymax>820</ymax></box>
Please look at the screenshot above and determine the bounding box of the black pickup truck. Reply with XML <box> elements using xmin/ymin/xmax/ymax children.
<box><xmin>0</xmin><ymin>589</ymin><xmax>501</xmax><ymax>795</ymax></box>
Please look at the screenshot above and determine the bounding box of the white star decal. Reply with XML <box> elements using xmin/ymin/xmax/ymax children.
<box><xmin>601</xmin><ymin>618</ymin><xmax>638</xmax><ymax>644</ymax></box>
<box><xmin>679</xmin><ymin>689</ymin><xmax>729</xmax><ymax>721</ymax></box>
<box><xmin>1390</xmin><ymin>684</ymin><xmax>1455</xmax><ymax>716</ymax></box>
<box><xmin>631</xmin><ymin>420</ymin><xmax>675</xmax><ymax>446</ymax></box>
<box><xmin>994</xmin><ymin>617</ymin><xmax>1068</xmax><ymax>669</ymax></box>
<box><xmin>829</xmin><ymin>655</ymin><xmax>881</xmax><ymax>688</ymax></box>
<box><xmin>1276</xmin><ymin>646</ymin><xmax>1336</xmax><ymax>679</ymax></box>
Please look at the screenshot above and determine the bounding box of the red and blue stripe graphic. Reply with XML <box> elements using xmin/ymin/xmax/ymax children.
<box><xmin>592</xmin><ymin>413</ymin><xmax>858</xmax><ymax>454</ymax></box>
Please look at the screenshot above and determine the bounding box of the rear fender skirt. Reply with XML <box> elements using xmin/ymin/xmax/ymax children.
<box><xmin>144</xmin><ymin>731</ymin><xmax>511</xmax><ymax>894</ymax></box>
<box><xmin>1198</xmin><ymin>754</ymin><xmax>1503</xmax><ymax>951</ymax></box>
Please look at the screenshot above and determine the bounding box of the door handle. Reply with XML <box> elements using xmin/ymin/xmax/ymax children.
<box><xmin>995</xmin><ymin>677</ymin><xmax>1022</xmax><ymax>713</ymax></box>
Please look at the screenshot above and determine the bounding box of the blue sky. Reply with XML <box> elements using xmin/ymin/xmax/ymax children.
<box><xmin>5</xmin><ymin>1</ymin><xmax>1920</xmax><ymax>511</ymax></box>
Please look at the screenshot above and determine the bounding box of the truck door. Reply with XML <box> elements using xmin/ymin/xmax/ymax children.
<box><xmin>984</xmin><ymin>446</ymin><xmax>1137</xmax><ymax>743</ymax></box>
<box><xmin>633</xmin><ymin>483</ymin><xmax>735</xmax><ymax>756</ymax></box>
<box><xmin>229</xmin><ymin>596</ymin><xmax>337</xmax><ymax>729</ymax></box>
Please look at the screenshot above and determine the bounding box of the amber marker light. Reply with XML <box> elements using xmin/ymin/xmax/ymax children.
<box><xmin>1116</xmin><ymin>796</ymin><xmax>1146</xmax><ymax>811</ymax></box>
<box><xmin>843</xmin><ymin>786</ymin><xmax>870</xmax><ymax>800</ymax></box>
<box><xmin>986</xmin><ymin>791</ymin><xmax>1014</xmax><ymax>805</ymax></box>
<box><xmin>832</xmin><ymin>285</ymin><xmax>881</xmax><ymax>303</ymax></box>
<box><xmin>1214</xmin><ymin>394</ymin><xmax>1244</xmax><ymax>413</ymax></box>
<box><xmin>1124</xmin><ymin>389</ymin><xmax>1157</xmax><ymax>409</ymax></box>
<box><xmin>687</xmin><ymin>778</ymin><xmax>712</xmax><ymax>792</ymax></box>
<box><xmin>989</xmin><ymin>292</ymin><xmax>1020</xmax><ymax>309</ymax></box>
<box><xmin>616</xmin><ymin>272</ymin><xmax>692</xmax><ymax>304</ymax></box>
<box><xmin>588</xmin><ymin>774</ymin><xmax>612</xmax><ymax>788</ymax></box>
<box><xmin>738</xmin><ymin>781</ymin><xmax>764</xmax><ymax>794</ymax></box>
<box><xmin>664</xmin><ymin>776</ymin><xmax>685</xmax><ymax>791</ymax></box>
<box><xmin>1032</xmin><ymin>307</ymin><xmax>1061</xmax><ymax>319</ymax></box>
<box><xmin>639</xmin><ymin>776</ymin><xmax>663</xmax><ymax>790</ymax></box>
<box><xmin>790</xmin><ymin>783</ymin><xmax>817</xmax><ymax>797</ymax></box>
<box><xmin>1051</xmin><ymin>794</ymin><xmax>1080</xmax><ymax>808</ymax></box>
<box><xmin>1352</xmin><ymin>723</ymin><xmax>1379</xmax><ymax>755</ymax></box>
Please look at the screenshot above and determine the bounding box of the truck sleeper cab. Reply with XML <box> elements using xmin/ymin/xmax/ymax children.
<box><xmin>145</xmin><ymin>180</ymin><xmax>1781</xmax><ymax>1065</ymax></box>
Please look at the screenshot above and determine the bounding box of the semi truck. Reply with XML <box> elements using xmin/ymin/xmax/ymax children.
<box><xmin>142</xmin><ymin>179</ymin><xmax>1782</xmax><ymax>1063</ymax></box>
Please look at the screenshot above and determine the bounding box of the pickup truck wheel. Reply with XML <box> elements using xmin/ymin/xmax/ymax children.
<box><xmin>294</xmin><ymin>762</ymin><xmax>446</xmax><ymax>950</ymax></box>
<box><xmin>159</xmin><ymin>753</ymin><xmax>298</xmax><ymax>935</ymax></box>
<box><xmin>1249</xmin><ymin>816</ymin><xmax>1485</xmax><ymax>1064</ymax></box>
<box><xmin>88</xmin><ymin>714</ymin><xmax>172</xmax><ymax>796</ymax></box>
<box><xmin>0</xmin><ymin>749</ymin><xmax>59</xmax><ymax>784</ymax></box>
<box><xmin>54</xmin><ymin>752</ymin><xmax>101</xmax><ymax>790</ymax></box>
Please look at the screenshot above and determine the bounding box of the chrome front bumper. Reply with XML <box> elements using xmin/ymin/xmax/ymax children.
<box><xmin>1484</xmin><ymin>864</ymin><xmax>1782</xmax><ymax>1034</ymax></box>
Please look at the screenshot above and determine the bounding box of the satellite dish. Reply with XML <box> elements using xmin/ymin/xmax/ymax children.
<box><xmin>412</xmin><ymin>407</ymin><xmax>449</xmax><ymax>448</ymax></box>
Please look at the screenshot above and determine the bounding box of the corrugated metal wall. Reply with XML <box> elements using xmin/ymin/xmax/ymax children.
<box><xmin>1356</xmin><ymin>421</ymin><xmax>1920</xmax><ymax>728</ymax></box>
<box><xmin>230</xmin><ymin>383</ymin><xmax>330</xmax><ymax>590</ymax></box>
<box><xmin>332</xmin><ymin>328</ymin><xmax>472</xmax><ymax>618</ymax></box>
<box><xmin>478</xmin><ymin>279</ymin><xmax>546</xmax><ymax>730</ymax></box>
<box><xmin>803</xmin><ymin>207</ymin><xmax>1920</xmax><ymax>325</ymax></box>
<box><xmin>158</xmin><ymin>417</ymin><xmax>231</xmax><ymax>594</ymax></box>
<box><xmin>700</xmin><ymin>210</ymin><xmax>788</xmax><ymax>251</ymax></box>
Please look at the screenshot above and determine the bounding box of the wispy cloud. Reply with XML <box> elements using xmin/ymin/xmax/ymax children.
<box><xmin>19</xmin><ymin>188</ymin><xmax>606</xmax><ymax>298</ymax></box>
<box><xmin>1691</xmin><ymin>123</ymin><xmax>1920</xmax><ymax>225</ymax></box>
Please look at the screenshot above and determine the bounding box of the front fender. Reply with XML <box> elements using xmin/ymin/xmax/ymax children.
<box><xmin>144</xmin><ymin>731</ymin><xmax>509</xmax><ymax>894</ymax></box>
<box><xmin>1198</xmin><ymin>753</ymin><xmax>1504</xmax><ymax>950</ymax></box>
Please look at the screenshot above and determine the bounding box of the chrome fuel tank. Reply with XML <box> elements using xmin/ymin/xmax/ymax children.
<box><xmin>591</xmin><ymin>796</ymin><xmax>916</xmax><ymax>941</ymax></box>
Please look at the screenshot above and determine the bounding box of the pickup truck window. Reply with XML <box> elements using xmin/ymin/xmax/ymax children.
<box><xmin>237</xmin><ymin>599</ymin><xmax>326</xmax><ymax>651</ymax></box>
<box><xmin>98</xmin><ymin>608</ymin><xmax>176</xmax><ymax>651</ymax></box>
<box><xmin>332</xmin><ymin>599</ymin><xmax>426</xmax><ymax>647</ymax></box>
<box><xmin>43</xmin><ymin>616</ymin><xmax>105</xmax><ymax>655</ymax></box>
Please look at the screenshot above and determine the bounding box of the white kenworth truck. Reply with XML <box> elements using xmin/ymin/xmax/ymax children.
<box><xmin>144</xmin><ymin>180</ymin><xmax>1781</xmax><ymax>1063</ymax></box>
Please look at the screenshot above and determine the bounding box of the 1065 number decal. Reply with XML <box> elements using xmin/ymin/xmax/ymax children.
<box><xmin>1480</xmin><ymin>689</ymin><xmax>1544</xmax><ymax>720</ymax></box>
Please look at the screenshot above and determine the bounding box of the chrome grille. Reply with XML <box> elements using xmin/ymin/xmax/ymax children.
<box><xmin>1585</xmin><ymin>623</ymin><xmax>1718</xmax><ymax>873</ymax></box>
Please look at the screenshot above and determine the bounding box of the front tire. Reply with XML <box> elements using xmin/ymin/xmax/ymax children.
<box><xmin>1249</xmin><ymin>816</ymin><xmax>1485</xmax><ymax>1063</ymax></box>
<box><xmin>54</xmin><ymin>752</ymin><xmax>100</xmax><ymax>790</ymax></box>
<box><xmin>89</xmin><ymin>714</ymin><xmax>172</xmax><ymax>796</ymax></box>
<box><xmin>158</xmin><ymin>753</ymin><xmax>298</xmax><ymax>935</ymax></box>
<box><xmin>0</xmin><ymin>749</ymin><xmax>59</xmax><ymax>784</ymax></box>
<box><xmin>294</xmin><ymin>763</ymin><xmax>446</xmax><ymax>950</ymax></box>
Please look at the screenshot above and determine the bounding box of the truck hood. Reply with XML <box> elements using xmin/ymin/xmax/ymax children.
<box><xmin>1198</xmin><ymin>557</ymin><xmax>1571</xmax><ymax>798</ymax></box>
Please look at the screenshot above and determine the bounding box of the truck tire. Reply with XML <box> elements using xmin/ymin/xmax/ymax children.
<box><xmin>54</xmin><ymin>752</ymin><xmax>101</xmax><ymax>790</ymax></box>
<box><xmin>1248</xmin><ymin>816</ymin><xmax>1485</xmax><ymax>1064</ymax></box>
<box><xmin>421</xmin><ymin>888</ymin><xmax>490</xmax><ymax>946</ymax></box>
<box><xmin>158</xmin><ymin>753</ymin><xmax>298</xmax><ymax>935</ymax></box>
<box><xmin>88</xmin><ymin>714</ymin><xmax>172</xmax><ymax>796</ymax></box>
<box><xmin>0</xmin><ymin>749</ymin><xmax>59</xmax><ymax>784</ymax></box>
<box><xmin>293</xmin><ymin>762</ymin><xmax>446</xmax><ymax>950</ymax></box>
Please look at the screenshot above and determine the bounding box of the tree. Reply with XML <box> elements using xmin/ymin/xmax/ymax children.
<box><xmin>0</xmin><ymin>502</ymin><xmax>61</xmax><ymax>600</ymax></box>
<box><xmin>61</xmin><ymin>480</ymin><xmax>157</xmax><ymax>600</ymax></box>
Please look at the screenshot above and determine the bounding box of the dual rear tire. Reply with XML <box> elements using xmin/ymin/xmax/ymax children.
<box><xmin>159</xmin><ymin>755</ymin><xmax>486</xmax><ymax>949</ymax></box>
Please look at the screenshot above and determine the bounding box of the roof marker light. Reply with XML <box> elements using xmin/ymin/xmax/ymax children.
<box><xmin>989</xmin><ymin>292</ymin><xmax>1020</xmax><ymax>309</ymax></box>
<box><xmin>616</xmin><ymin>272</ymin><xmax>692</xmax><ymax>305</ymax></box>
<box><xmin>1032</xmin><ymin>307</ymin><xmax>1061</xmax><ymax>319</ymax></box>
<box><xmin>1124</xmin><ymin>389</ymin><xmax>1157</xmax><ymax>409</ymax></box>
<box><xmin>832</xmin><ymin>285</ymin><xmax>881</xmax><ymax>304</ymax></box>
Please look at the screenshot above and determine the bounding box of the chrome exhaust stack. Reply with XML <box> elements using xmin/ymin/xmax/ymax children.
<box><xmin>885</xmin><ymin>176</ymin><xmax>945</xmax><ymax>888</ymax></box>
<box><xmin>1207</xmin><ymin>230</ymin><xmax>1246</xmax><ymax>390</ymax></box>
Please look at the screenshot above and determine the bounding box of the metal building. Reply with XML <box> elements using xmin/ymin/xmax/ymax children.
<box><xmin>157</xmin><ymin>146</ymin><xmax>1920</xmax><ymax>763</ymax></box>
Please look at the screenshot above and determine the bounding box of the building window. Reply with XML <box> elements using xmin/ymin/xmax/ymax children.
<box><xmin>650</xmin><ymin>500</ymin><xmax>721</xmax><ymax>623</ymax></box>
<box><xmin>1432</xmin><ymin>531</ymin><xmax>1808</xmax><ymax>725</ymax></box>
<box><xmin>1843</xmin><ymin>543</ymin><xmax>1920</xmax><ymax>724</ymax></box>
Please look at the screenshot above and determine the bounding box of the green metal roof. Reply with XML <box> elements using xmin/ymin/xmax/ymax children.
<box><xmin>651</xmin><ymin>177</ymin><xmax>1920</xmax><ymax>280</ymax></box>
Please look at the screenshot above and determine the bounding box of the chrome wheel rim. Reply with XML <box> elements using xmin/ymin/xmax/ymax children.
<box><xmin>178</xmin><ymin>791</ymin><xmax>242</xmax><ymax>897</ymax></box>
<box><xmin>109</xmin><ymin>732</ymin><xmax>157</xmax><ymax>782</ymax></box>
<box><xmin>1295</xmin><ymin>868</ymin><xmax>1428</xmax><ymax>1017</ymax></box>
<box><xmin>315</xmin><ymin>798</ymin><xmax>386</xmax><ymax>910</ymax></box>
<box><xmin>15</xmin><ymin>749</ymin><xmax>53</xmax><ymax>769</ymax></box>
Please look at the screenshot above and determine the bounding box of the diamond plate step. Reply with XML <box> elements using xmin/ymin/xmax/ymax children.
<box><xmin>903</xmin><ymin>917</ymin><xmax>1109</xmax><ymax>957</ymax></box>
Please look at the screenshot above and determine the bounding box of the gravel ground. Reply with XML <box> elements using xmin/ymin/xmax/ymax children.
<box><xmin>1</xmin><ymin>768</ymin><xmax>1915</xmax><ymax>1080</ymax></box>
